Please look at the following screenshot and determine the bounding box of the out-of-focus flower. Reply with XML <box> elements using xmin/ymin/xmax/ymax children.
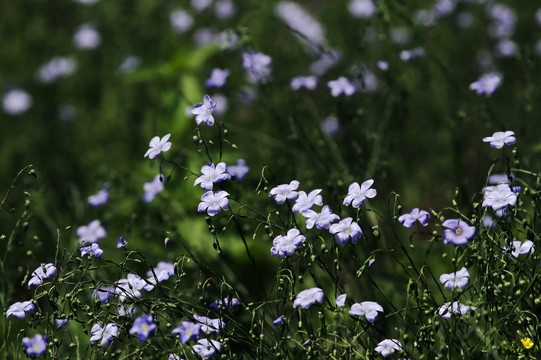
<box><xmin>310</xmin><ymin>50</ymin><xmax>340</xmax><ymax>75</ymax></box>
<box><xmin>193</xmin><ymin>315</ymin><xmax>225</xmax><ymax>334</ymax></box>
<box><xmin>73</xmin><ymin>24</ymin><xmax>101</xmax><ymax>49</ymax></box>
<box><xmin>198</xmin><ymin>190</ymin><xmax>230</xmax><ymax>216</ymax></box>
<box><xmin>206</xmin><ymin>69</ymin><xmax>230</xmax><ymax>88</ymax></box>
<box><xmin>3</xmin><ymin>89</ymin><xmax>32</xmax><ymax>115</ymax></box>
<box><xmin>469</xmin><ymin>73</ymin><xmax>502</xmax><ymax>96</ymax></box>
<box><xmin>22</xmin><ymin>334</ymin><xmax>47</xmax><ymax>357</ymax></box>
<box><xmin>81</xmin><ymin>243</ymin><xmax>104</xmax><ymax>258</ymax></box>
<box><xmin>77</xmin><ymin>220</ymin><xmax>106</xmax><ymax>245</ymax></box>
<box><xmin>38</xmin><ymin>57</ymin><xmax>76</xmax><ymax>83</ymax></box>
<box><xmin>275</xmin><ymin>2</ymin><xmax>325</xmax><ymax>47</ymax></box>
<box><xmin>227</xmin><ymin>159</ymin><xmax>249</xmax><ymax>180</ymax></box>
<box><xmin>192</xmin><ymin>339</ymin><xmax>221</xmax><ymax>359</ymax></box>
<box><xmin>348</xmin><ymin>0</ymin><xmax>377</xmax><ymax>18</ymax></box>
<box><xmin>442</xmin><ymin>219</ymin><xmax>475</xmax><ymax>246</ymax></box>
<box><xmin>143</xmin><ymin>175</ymin><xmax>164</xmax><ymax>203</ymax></box>
<box><xmin>321</xmin><ymin>115</ymin><xmax>339</xmax><ymax>135</ymax></box>
<box><xmin>192</xmin><ymin>95</ymin><xmax>217</xmax><ymax>126</ymax></box>
<box><xmin>59</xmin><ymin>105</ymin><xmax>76</xmax><ymax>122</ymax></box>
<box><xmin>191</xmin><ymin>0</ymin><xmax>212</xmax><ymax>12</ymax></box>
<box><xmin>171</xmin><ymin>10</ymin><xmax>193</xmax><ymax>33</ymax></box>
<box><xmin>335</xmin><ymin>294</ymin><xmax>347</xmax><ymax>307</ymax></box>
<box><xmin>168</xmin><ymin>354</ymin><xmax>182</xmax><ymax>360</ymax></box>
<box><xmin>6</xmin><ymin>301</ymin><xmax>35</xmax><ymax>319</ymax></box>
<box><xmin>90</xmin><ymin>323</ymin><xmax>119</xmax><ymax>346</ymax></box>
<box><xmin>400</xmin><ymin>47</ymin><xmax>426</xmax><ymax>61</ymax></box>
<box><xmin>293</xmin><ymin>190</ymin><xmax>323</xmax><ymax>213</ymax></box>
<box><xmin>129</xmin><ymin>315</ymin><xmax>157</xmax><ymax>341</ymax></box>
<box><xmin>28</xmin><ymin>263</ymin><xmax>57</xmax><ymax>288</ymax></box>
<box><xmin>269</xmin><ymin>181</ymin><xmax>300</xmax><ymax>204</ymax></box>
<box><xmin>215</xmin><ymin>0</ymin><xmax>236</xmax><ymax>20</ymax></box>
<box><xmin>194</xmin><ymin>162</ymin><xmax>230</xmax><ymax>190</ymax></box>
<box><xmin>487</xmin><ymin>3</ymin><xmax>516</xmax><ymax>39</ymax></box>
<box><xmin>495</xmin><ymin>39</ymin><xmax>518</xmax><ymax>57</ymax></box>
<box><xmin>119</xmin><ymin>56</ymin><xmax>141</xmax><ymax>73</ymax></box>
<box><xmin>398</xmin><ymin>208</ymin><xmax>430</xmax><ymax>228</ymax></box>
<box><xmin>242</xmin><ymin>52</ymin><xmax>272</xmax><ymax>84</ymax></box>
<box><xmin>73</xmin><ymin>0</ymin><xmax>99</xmax><ymax>4</ymax></box>
<box><xmin>349</xmin><ymin>301</ymin><xmax>384</xmax><ymax>323</ymax></box>
<box><xmin>439</xmin><ymin>267</ymin><xmax>470</xmax><ymax>290</ymax></box>
<box><xmin>290</xmin><ymin>76</ymin><xmax>318</xmax><ymax>90</ymax></box>
<box><xmin>271</xmin><ymin>228</ymin><xmax>306</xmax><ymax>258</ymax></box>
<box><xmin>210</xmin><ymin>297</ymin><xmax>240</xmax><ymax>308</ymax></box>
<box><xmin>437</xmin><ymin>301</ymin><xmax>475</xmax><ymax>319</ymax></box>
<box><xmin>377</xmin><ymin>61</ymin><xmax>389</xmax><ymax>70</ymax></box>
<box><xmin>93</xmin><ymin>286</ymin><xmax>115</xmax><ymax>303</ymax></box>
<box><xmin>488</xmin><ymin>173</ymin><xmax>514</xmax><ymax>184</ymax></box>
<box><xmin>507</xmin><ymin>240</ymin><xmax>534</xmax><ymax>258</ymax></box>
<box><xmin>88</xmin><ymin>184</ymin><xmax>109</xmax><ymax>206</ymax></box>
<box><xmin>329</xmin><ymin>217</ymin><xmax>362</xmax><ymax>244</ymax></box>
<box><xmin>172</xmin><ymin>321</ymin><xmax>201</xmax><ymax>344</ymax></box>
<box><xmin>375</xmin><ymin>339</ymin><xmax>402</xmax><ymax>357</ymax></box>
<box><xmin>482</xmin><ymin>131</ymin><xmax>515</xmax><ymax>148</ymax></box>
<box><xmin>56</xmin><ymin>319</ymin><xmax>69</xmax><ymax>328</ymax></box>
<box><xmin>328</xmin><ymin>77</ymin><xmax>355</xmax><ymax>97</ymax></box>
<box><xmin>389</xmin><ymin>27</ymin><xmax>411</xmax><ymax>45</ymax></box>
<box><xmin>343</xmin><ymin>179</ymin><xmax>377</xmax><ymax>208</ymax></box>
<box><xmin>293</xmin><ymin>287</ymin><xmax>324</xmax><ymax>309</ymax></box>
<box><xmin>144</xmin><ymin>134</ymin><xmax>172</xmax><ymax>159</ymax></box>
<box><xmin>146</xmin><ymin>261</ymin><xmax>175</xmax><ymax>284</ymax></box>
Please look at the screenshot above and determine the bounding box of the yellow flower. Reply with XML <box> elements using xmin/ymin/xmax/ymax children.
<box><xmin>521</xmin><ymin>338</ymin><xmax>534</xmax><ymax>349</ymax></box>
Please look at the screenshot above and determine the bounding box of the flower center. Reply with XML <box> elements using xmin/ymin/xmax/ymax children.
<box><xmin>455</xmin><ymin>228</ymin><xmax>462</xmax><ymax>235</ymax></box>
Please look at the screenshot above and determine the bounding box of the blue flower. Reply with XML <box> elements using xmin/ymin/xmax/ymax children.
<box><xmin>194</xmin><ymin>162</ymin><xmax>230</xmax><ymax>190</ymax></box>
<box><xmin>192</xmin><ymin>339</ymin><xmax>221</xmax><ymax>359</ymax></box>
<box><xmin>115</xmin><ymin>273</ymin><xmax>154</xmax><ymax>302</ymax></box>
<box><xmin>469</xmin><ymin>73</ymin><xmax>502</xmax><ymax>96</ymax></box>
<box><xmin>226</xmin><ymin>159</ymin><xmax>249</xmax><ymax>180</ymax></box>
<box><xmin>303</xmin><ymin>205</ymin><xmax>340</xmax><ymax>230</ymax></box>
<box><xmin>290</xmin><ymin>76</ymin><xmax>317</xmax><ymax>90</ymax></box>
<box><xmin>144</xmin><ymin>133</ymin><xmax>172</xmax><ymax>159</ymax></box>
<box><xmin>293</xmin><ymin>287</ymin><xmax>324</xmax><ymax>309</ymax></box>
<box><xmin>198</xmin><ymin>190</ymin><xmax>230</xmax><ymax>216</ymax></box>
<box><xmin>168</xmin><ymin>354</ymin><xmax>182</xmax><ymax>360</ymax></box>
<box><xmin>292</xmin><ymin>189</ymin><xmax>323</xmax><ymax>213</ymax></box>
<box><xmin>90</xmin><ymin>323</ymin><xmax>118</xmax><ymax>346</ymax></box>
<box><xmin>6</xmin><ymin>301</ymin><xmax>35</xmax><ymax>319</ymax></box>
<box><xmin>28</xmin><ymin>263</ymin><xmax>57</xmax><ymax>288</ymax></box>
<box><xmin>507</xmin><ymin>240</ymin><xmax>534</xmax><ymax>258</ymax></box>
<box><xmin>172</xmin><ymin>321</ymin><xmax>201</xmax><ymax>344</ymax></box>
<box><xmin>375</xmin><ymin>339</ymin><xmax>402</xmax><ymax>357</ymax></box>
<box><xmin>482</xmin><ymin>184</ymin><xmax>517</xmax><ymax>211</ymax></box>
<box><xmin>87</xmin><ymin>184</ymin><xmax>109</xmax><ymax>206</ymax></box>
<box><xmin>129</xmin><ymin>315</ymin><xmax>157</xmax><ymax>341</ymax></box>
<box><xmin>335</xmin><ymin>294</ymin><xmax>347</xmax><ymax>307</ymax></box>
<box><xmin>146</xmin><ymin>261</ymin><xmax>175</xmax><ymax>284</ymax></box>
<box><xmin>437</xmin><ymin>301</ymin><xmax>475</xmax><ymax>319</ymax></box>
<box><xmin>327</xmin><ymin>77</ymin><xmax>355</xmax><ymax>97</ymax></box>
<box><xmin>271</xmin><ymin>228</ymin><xmax>306</xmax><ymax>258</ymax></box>
<box><xmin>242</xmin><ymin>52</ymin><xmax>272</xmax><ymax>84</ymax></box>
<box><xmin>349</xmin><ymin>301</ymin><xmax>384</xmax><ymax>323</ymax></box>
<box><xmin>482</xmin><ymin>130</ymin><xmax>516</xmax><ymax>148</ymax></box>
<box><xmin>343</xmin><ymin>179</ymin><xmax>377</xmax><ymax>208</ymax></box>
<box><xmin>206</xmin><ymin>68</ymin><xmax>229</xmax><ymax>88</ymax></box>
<box><xmin>77</xmin><ymin>220</ymin><xmax>106</xmax><ymax>245</ymax></box>
<box><xmin>22</xmin><ymin>334</ymin><xmax>47</xmax><ymax>357</ymax></box>
<box><xmin>269</xmin><ymin>180</ymin><xmax>300</xmax><ymax>204</ymax></box>
<box><xmin>117</xmin><ymin>236</ymin><xmax>126</xmax><ymax>248</ymax></box>
<box><xmin>439</xmin><ymin>267</ymin><xmax>470</xmax><ymax>291</ymax></box>
<box><xmin>143</xmin><ymin>174</ymin><xmax>164</xmax><ymax>203</ymax></box>
<box><xmin>210</xmin><ymin>297</ymin><xmax>240</xmax><ymax>308</ymax></box>
<box><xmin>93</xmin><ymin>286</ymin><xmax>115</xmax><ymax>303</ymax></box>
<box><xmin>329</xmin><ymin>217</ymin><xmax>362</xmax><ymax>244</ymax></box>
<box><xmin>193</xmin><ymin>315</ymin><xmax>225</xmax><ymax>334</ymax></box>
<box><xmin>273</xmin><ymin>316</ymin><xmax>284</xmax><ymax>325</ymax></box>
<box><xmin>398</xmin><ymin>208</ymin><xmax>430</xmax><ymax>228</ymax></box>
<box><xmin>442</xmin><ymin>219</ymin><xmax>475</xmax><ymax>246</ymax></box>
<box><xmin>192</xmin><ymin>95</ymin><xmax>217</xmax><ymax>126</ymax></box>
<box><xmin>81</xmin><ymin>243</ymin><xmax>104</xmax><ymax>258</ymax></box>
<box><xmin>56</xmin><ymin>318</ymin><xmax>69</xmax><ymax>328</ymax></box>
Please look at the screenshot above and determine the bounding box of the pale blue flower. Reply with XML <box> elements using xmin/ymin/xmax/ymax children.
<box><xmin>193</xmin><ymin>315</ymin><xmax>225</xmax><ymax>334</ymax></box>
<box><xmin>375</xmin><ymin>339</ymin><xmax>402</xmax><ymax>357</ymax></box>
<box><xmin>73</xmin><ymin>24</ymin><xmax>101</xmax><ymax>49</ymax></box>
<box><xmin>329</xmin><ymin>217</ymin><xmax>362</xmax><ymax>244</ymax></box>
<box><xmin>129</xmin><ymin>315</ymin><xmax>157</xmax><ymax>341</ymax></box>
<box><xmin>194</xmin><ymin>162</ymin><xmax>230</xmax><ymax>190</ymax></box>
<box><xmin>343</xmin><ymin>179</ymin><xmax>376</xmax><ymax>208</ymax></box>
<box><xmin>293</xmin><ymin>287</ymin><xmax>324</xmax><ymax>309</ymax></box>
<box><xmin>271</xmin><ymin>228</ymin><xmax>305</xmax><ymax>258</ymax></box>
<box><xmin>146</xmin><ymin>261</ymin><xmax>175</xmax><ymax>284</ymax></box>
<box><xmin>144</xmin><ymin>133</ymin><xmax>172</xmax><ymax>159</ymax></box>
<box><xmin>117</xmin><ymin>236</ymin><xmax>126</xmax><ymax>248</ymax></box>
<box><xmin>507</xmin><ymin>240</ymin><xmax>534</xmax><ymax>258</ymax></box>
<box><xmin>90</xmin><ymin>323</ymin><xmax>119</xmax><ymax>346</ymax></box>
<box><xmin>3</xmin><ymin>89</ymin><xmax>32</xmax><ymax>115</ymax></box>
<box><xmin>77</xmin><ymin>219</ymin><xmax>106</xmax><ymax>245</ymax></box>
<box><xmin>143</xmin><ymin>174</ymin><xmax>164</xmax><ymax>202</ymax></box>
<box><xmin>269</xmin><ymin>180</ymin><xmax>300</xmax><ymax>204</ymax></box>
<box><xmin>210</xmin><ymin>297</ymin><xmax>240</xmax><ymax>308</ymax></box>
<box><xmin>400</xmin><ymin>47</ymin><xmax>426</xmax><ymax>61</ymax></box>
<box><xmin>170</xmin><ymin>10</ymin><xmax>193</xmax><ymax>33</ymax></box>
<box><xmin>88</xmin><ymin>184</ymin><xmax>109</xmax><ymax>206</ymax></box>
<box><xmin>437</xmin><ymin>301</ymin><xmax>475</xmax><ymax>319</ymax></box>
<box><xmin>22</xmin><ymin>334</ymin><xmax>47</xmax><ymax>357</ymax></box>
<box><xmin>290</xmin><ymin>76</ymin><xmax>317</xmax><ymax>90</ymax></box>
<box><xmin>38</xmin><ymin>57</ymin><xmax>76</xmax><ymax>84</ymax></box>
<box><xmin>93</xmin><ymin>286</ymin><xmax>115</xmax><ymax>303</ymax></box>
<box><xmin>198</xmin><ymin>190</ymin><xmax>229</xmax><ymax>216</ymax></box>
<box><xmin>328</xmin><ymin>77</ymin><xmax>355</xmax><ymax>97</ymax></box>
<box><xmin>172</xmin><ymin>321</ymin><xmax>201</xmax><ymax>344</ymax></box>
<box><xmin>273</xmin><ymin>316</ymin><xmax>284</xmax><ymax>325</ymax></box>
<box><xmin>243</xmin><ymin>52</ymin><xmax>272</xmax><ymax>84</ymax></box>
<box><xmin>482</xmin><ymin>130</ymin><xmax>515</xmax><ymax>148</ymax></box>
<box><xmin>81</xmin><ymin>243</ymin><xmax>103</xmax><ymax>258</ymax></box>
<box><xmin>192</xmin><ymin>95</ymin><xmax>217</xmax><ymax>126</ymax></box>
<box><xmin>439</xmin><ymin>267</ymin><xmax>470</xmax><ymax>290</ymax></box>
<box><xmin>192</xmin><ymin>339</ymin><xmax>221</xmax><ymax>359</ymax></box>
<box><xmin>349</xmin><ymin>301</ymin><xmax>383</xmax><ymax>322</ymax></box>
<box><xmin>470</xmin><ymin>73</ymin><xmax>502</xmax><ymax>96</ymax></box>
<box><xmin>398</xmin><ymin>208</ymin><xmax>430</xmax><ymax>228</ymax></box>
<box><xmin>115</xmin><ymin>273</ymin><xmax>154</xmax><ymax>302</ymax></box>
<box><xmin>482</xmin><ymin>184</ymin><xmax>517</xmax><ymax>211</ymax></box>
<box><xmin>303</xmin><ymin>205</ymin><xmax>339</xmax><ymax>230</ymax></box>
<box><xmin>206</xmin><ymin>68</ymin><xmax>229</xmax><ymax>88</ymax></box>
<box><xmin>6</xmin><ymin>301</ymin><xmax>35</xmax><ymax>319</ymax></box>
<box><xmin>348</xmin><ymin>0</ymin><xmax>376</xmax><ymax>18</ymax></box>
<box><xmin>442</xmin><ymin>219</ymin><xmax>475</xmax><ymax>246</ymax></box>
<box><xmin>28</xmin><ymin>263</ymin><xmax>57</xmax><ymax>288</ymax></box>
<box><xmin>56</xmin><ymin>318</ymin><xmax>69</xmax><ymax>328</ymax></box>
<box><xmin>335</xmin><ymin>294</ymin><xmax>347</xmax><ymax>307</ymax></box>
<box><xmin>292</xmin><ymin>189</ymin><xmax>323</xmax><ymax>213</ymax></box>
<box><xmin>227</xmin><ymin>159</ymin><xmax>249</xmax><ymax>180</ymax></box>
<box><xmin>168</xmin><ymin>354</ymin><xmax>182</xmax><ymax>360</ymax></box>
